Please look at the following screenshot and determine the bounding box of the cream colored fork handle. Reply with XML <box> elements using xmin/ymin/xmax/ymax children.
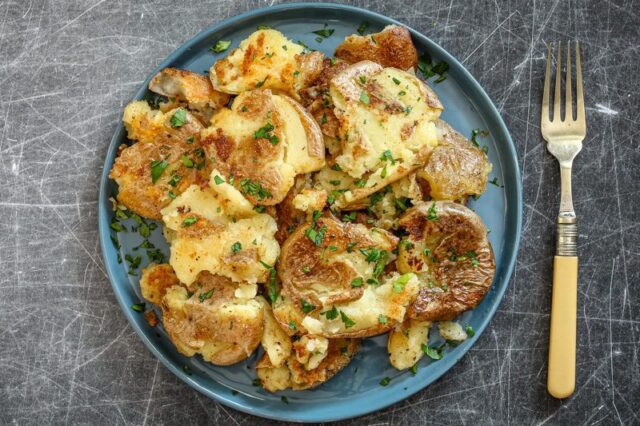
<box><xmin>548</xmin><ymin>255</ymin><xmax>578</xmax><ymax>398</ymax></box>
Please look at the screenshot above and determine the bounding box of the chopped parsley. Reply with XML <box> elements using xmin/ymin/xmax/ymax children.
<box><xmin>302</xmin><ymin>266</ymin><xmax>311</xmax><ymax>274</ymax></box>
<box><xmin>393</xmin><ymin>273</ymin><xmax>413</xmax><ymax>293</ymax></box>
<box><xmin>350</xmin><ymin>277</ymin><xmax>364</xmax><ymax>288</ymax></box>
<box><xmin>331</xmin><ymin>163</ymin><xmax>342</xmax><ymax>171</ymax></box>
<box><xmin>257</xmin><ymin>24</ymin><xmax>272</xmax><ymax>30</ymax></box>
<box><xmin>392</xmin><ymin>77</ymin><xmax>401</xmax><ymax>85</ymax></box>
<box><xmin>489</xmin><ymin>177</ymin><xmax>503</xmax><ymax>187</ymax></box>
<box><xmin>340</xmin><ymin>310</ymin><xmax>355</xmax><ymax>328</ymax></box>
<box><xmin>180</xmin><ymin>155</ymin><xmax>194</xmax><ymax>168</ymax></box>
<box><xmin>312</xmin><ymin>26</ymin><xmax>334</xmax><ymax>38</ymax></box>
<box><xmin>253</xmin><ymin>205</ymin><xmax>265</xmax><ymax>213</ymax></box>
<box><xmin>394</xmin><ymin>197</ymin><xmax>408</xmax><ymax>212</ymax></box>
<box><xmin>359</xmin><ymin>75</ymin><xmax>367</xmax><ymax>84</ymax></box>
<box><xmin>255</xmin><ymin>76</ymin><xmax>268</xmax><ymax>88</ymax></box>
<box><xmin>421</xmin><ymin>343</ymin><xmax>444</xmax><ymax>360</ymax></box>
<box><xmin>131</xmin><ymin>302</ymin><xmax>145</xmax><ymax>312</ymax></box>
<box><xmin>281</xmin><ymin>396</ymin><xmax>289</xmax><ymax>405</ymax></box>
<box><xmin>240</xmin><ymin>178</ymin><xmax>272</xmax><ymax>200</ymax></box>
<box><xmin>321</xmin><ymin>305</ymin><xmax>339</xmax><ymax>320</ymax></box>
<box><xmin>321</xmin><ymin>113</ymin><xmax>327</xmax><ymax>124</ymax></box>
<box><xmin>359</xmin><ymin>90</ymin><xmax>370</xmax><ymax>105</ymax></box>
<box><xmin>410</xmin><ymin>363</ymin><xmax>418</xmax><ymax>375</ymax></box>
<box><xmin>150</xmin><ymin>159</ymin><xmax>168</xmax><ymax>183</ymax></box>
<box><xmin>170</xmin><ymin>108</ymin><xmax>187</xmax><ymax>128</ymax></box>
<box><xmin>210</xmin><ymin>40</ymin><xmax>231</xmax><ymax>53</ymax></box>
<box><xmin>301</xmin><ymin>299</ymin><xmax>316</xmax><ymax>314</ymax></box>
<box><xmin>470</xmin><ymin>128</ymin><xmax>489</xmax><ymax>147</ymax></box>
<box><xmin>198</xmin><ymin>289</ymin><xmax>214</xmax><ymax>302</ymax></box>
<box><xmin>231</xmin><ymin>242</ymin><xmax>242</xmax><ymax>254</ymax></box>
<box><xmin>186</xmin><ymin>135</ymin><xmax>194</xmax><ymax>144</ymax></box>
<box><xmin>260</xmin><ymin>260</ymin><xmax>279</xmax><ymax>303</ymax></box>
<box><xmin>378</xmin><ymin>314</ymin><xmax>388</xmax><ymax>324</ymax></box>
<box><xmin>346</xmin><ymin>242</ymin><xmax>357</xmax><ymax>253</ymax></box>
<box><xmin>427</xmin><ymin>202</ymin><xmax>438</xmax><ymax>220</ymax></box>
<box><xmin>357</xmin><ymin>21</ymin><xmax>369</xmax><ymax>35</ymax></box>
<box><xmin>305</xmin><ymin>225</ymin><xmax>327</xmax><ymax>246</ymax></box>
<box><xmin>465</xmin><ymin>325</ymin><xmax>475</xmax><ymax>337</ymax></box>
<box><xmin>254</xmin><ymin>122</ymin><xmax>279</xmax><ymax>145</ymax></box>
<box><xmin>168</xmin><ymin>173</ymin><xmax>182</xmax><ymax>187</ymax></box>
<box><xmin>213</xmin><ymin>175</ymin><xmax>225</xmax><ymax>185</ymax></box>
<box><xmin>379</xmin><ymin>377</ymin><xmax>391</xmax><ymax>386</ymax></box>
<box><xmin>182</xmin><ymin>217</ymin><xmax>198</xmax><ymax>227</ymax></box>
<box><xmin>329</xmin><ymin>179</ymin><xmax>341</xmax><ymax>186</ymax></box>
<box><xmin>355</xmin><ymin>179</ymin><xmax>366</xmax><ymax>188</ymax></box>
<box><xmin>342</xmin><ymin>212</ymin><xmax>356</xmax><ymax>222</ymax></box>
<box><xmin>289</xmin><ymin>321</ymin><xmax>297</xmax><ymax>330</ymax></box>
<box><xmin>183</xmin><ymin>364</ymin><xmax>192</xmax><ymax>375</ymax></box>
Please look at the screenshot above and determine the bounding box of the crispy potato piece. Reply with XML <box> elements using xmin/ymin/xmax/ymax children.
<box><xmin>438</xmin><ymin>321</ymin><xmax>468</xmax><ymax>342</ymax></box>
<box><xmin>278</xmin><ymin>215</ymin><xmax>398</xmax><ymax>309</ymax></box>
<box><xmin>210</xmin><ymin>29</ymin><xmax>324</xmax><ymax>99</ymax></box>
<box><xmin>109</xmin><ymin>101</ymin><xmax>210</xmax><ymax>220</ymax></box>
<box><xmin>315</xmin><ymin>62</ymin><xmax>442</xmax><ymax>208</ymax></box>
<box><xmin>272</xmin><ymin>292</ymin><xmax>308</xmax><ymax>336</ymax></box>
<box><xmin>201</xmin><ymin>89</ymin><xmax>324</xmax><ymax>205</ymax></box>
<box><xmin>161</xmin><ymin>184</ymin><xmax>279</xmax><ymax>286</ymax></box>
<box><xmin>140</xmin><ymin>263</ymin><xmax>181</xmax><ymax>305</ymax></box>
<box><xmin>161</xmin><ymin>273</ymin><xmax>264</xmax><ymax>365</ymax></box>
<box><xmin>148</xmin><ymin>68</ymin><xmax>230</xmax><ymax>123</ymax></box>
<box><xmin>292</xmin><ymin>188</ymin><xmax>327</xmax><ymax>214</ymax></box>
<box><xmin>417</xmin><ymin>120</ymin><xmax>492</xmax><ymax>202</ymax></box>
<box><xmin>297</xmin><ymin>272</ymin><xmax>420</xmax><ymax>338</ymax></box>
<box><xmin>335</xmin><ymin>25</ymin><xmax>419</xmax><ymax>70</ymax></box>
<box><xmin>258</xmin><ymin>296</ymin><xmax>293</xmax><ymax>368</ymax></box>
<box><xmin>256</xmin><ymin>338</ymin><xmax>360</xmax><ymax>391</ymax></box>
<box><xmin>388</xmin><ymin>319</ymin><xmax>431</xmax><ymax>370</ymax></box>
<box><xmin>397</xmin><ymin>202</ymin><xmax>496</xmax><ymax>321</ymax></box>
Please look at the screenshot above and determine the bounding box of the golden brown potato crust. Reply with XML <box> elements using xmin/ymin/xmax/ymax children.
<box><xmin>140</xmin><ymin>263</ymin><xmax>181</xmax><ymax>305</ymax></box>
<box><xmin>161</xmin><ymin>272</ymin><xmax>263</xmax><ymax>365</ymax></box>
<box><xmin>109</xmin><ymin>102</ymin><xmax>211</xmax><ymax>220</ymax></box>
<box><xmin>418</xmin><ymin>120</ymin><xmax>492</xmax><ymax>201</ymax></box>
<box><xmin>148</xmin><ymin>67</ymin><xmax>230</xmax><ymax>123</ymax></box>
<box><xmin>398</xmin><ymin>202</ymin><xmax>495</xmax><ymax>321</ymax></box>
<box><xmin>278</xmin><ymin>214</ymin><xmax>398</xmax><ymax>308</ymax></box>
<box><xmin>256</xmin><ymin>338</ymin><xmax>360</xmax><ymax>391</ymax></box>
<box><xmin>334</xmin><ymin>25</ymin><xmax>418</xmax><ymax>70</ymax></box>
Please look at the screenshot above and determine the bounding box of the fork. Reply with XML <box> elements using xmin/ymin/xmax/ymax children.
<box><xmin>541</xmin><ymin>41</ymin><xmax>585</xmax><ymax>399</ymax></box>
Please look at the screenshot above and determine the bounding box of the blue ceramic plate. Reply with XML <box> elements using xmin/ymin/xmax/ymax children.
<box><xmin>99</xmin><ymin>3</ymin><xmax>522</xmax><ymax>422</ymax></box>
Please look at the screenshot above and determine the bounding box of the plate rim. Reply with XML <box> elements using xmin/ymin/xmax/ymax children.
<box><xmin>98</xmin><ymin>2</ymin><xmax>523</xmax><ymax>422</ymax></box>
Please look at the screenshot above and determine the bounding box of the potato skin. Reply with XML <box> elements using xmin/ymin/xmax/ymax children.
<box><xmin>398</xmin><ymin>202</ymin><xmax>496</xmax><ymax>321</ymax></box>
<box><xmin>109</xmin><ymin>101</ymin><xmax>210</xmax><ymax>220</ymax></box>
<box><xmin>140</xmin><ymin>263</ymin><xmax>181</xmax><ymax>305</ymax></box>
<box><xmin>335</xmin><ymin>25</ymin><xmax>418</xmax><ymax>70</ymax></box>
<box><xmin>256</xmin><ymin>338</ymin><xmax>360</xmax><ymax>391</ymax></box>
<box><xmin>161</xmin><ymin>273</ymin><xmax>264</xmax><ymax>365</ymax></box>
<box><xmin>418</xmin><ymin>120</ymin><xmax>492</xmax><ymax>202</ymax></box>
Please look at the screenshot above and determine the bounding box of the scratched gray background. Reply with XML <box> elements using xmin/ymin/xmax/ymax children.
<box><xmin>1</xmin><ymin>0</ymin><xmax>639</xmax><ymax>424</ymax></box>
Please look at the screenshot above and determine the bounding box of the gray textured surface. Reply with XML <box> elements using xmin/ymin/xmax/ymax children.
<box><xmin>1</xmin><ymin>0</ymin><xmax>639</xmax><ymax>424</ymax></box>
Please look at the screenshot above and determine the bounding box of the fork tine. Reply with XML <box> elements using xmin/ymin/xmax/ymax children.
<box><xmin>542</xmin><ymin>44</ymin><xmax>552</xmax><ymax>123</ymax></box>
<box><xmin>575</xmin><ymin>41</ymin><xmax>585</xmax><ymax>123</ymax></box>
<box><xmin>553</xmin><ymin>41</ymin><xmax>562</xmax><ymax>122</ymax></box>
<box><xmin>565</xmin><ymin>42</ymin><xmax>573</xmax><ymax>121</ymax></box>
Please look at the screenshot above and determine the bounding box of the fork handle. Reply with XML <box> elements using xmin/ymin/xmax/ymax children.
<box><xmin>547</xmin><ymin>253</ymin><xmax>578</xmax><ymax>398</ymax></box>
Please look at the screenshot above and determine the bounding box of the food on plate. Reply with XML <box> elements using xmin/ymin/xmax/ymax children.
<box><xmin>148</xmin><ymin>67</ymin><xmax>230</xmax><ymax>123</ymax></box>
<box><xmin>256</xmin><ymin>338</ymin><xmax>360</xmax><ymax>391</ymax></box>
<box><xmin>418</xmin><ymin>120</ymin><xmax>492</xmax><ymax>202</ymax></box>
<box><xmin>200</xmin><ymin>89</ymin><xmax>325</xmax><ymax>205</ymax></box>
<box><xmin>160</xmin><ymin>183</ymin><xmax>280</xmax><ymax>286</ymax></box>
<box><xmin>140</xmin><ymin>263</ymin><xmax>181</xmax><ymax>305</ymax></box>
<box><xmin>210</xmin><ymin>29</ymin><xmax>324</xmax><ymax>99</ymax></box>
<box><xmin>397</xmin><ymin>201</ymin><xmax>496</xmax><ymax>321</ymax></box>
<box><xmin>335</xmin><ymin>25</ymin><xmax>419</xmax><ymax>70</ymax></box>
<box><xmin>388</xmin><ymin>319</ymin><xmax>431</xmax><ymax>370</ymax></box>
<box><xmin>161</xmin><ymin>273</ymin><xmax>264</xmax><ymax>365</ymax></box>
<box><xmin>109</xmin><ymin>24</ymin><xmax>498</xmax><ymax>393</ymax></box>
<box><xmin>109</xmin><ymin>101</ymin><xmax>210</xmax><ymax>220</ymax></box>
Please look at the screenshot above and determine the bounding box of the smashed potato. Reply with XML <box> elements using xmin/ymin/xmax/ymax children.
<box><xmin>201</xmin><ymin>89</ymin><xmax>324</xmax><ymax>205</ymax></box>
<box><xmin>140</xmin><ymin>263</ymin><xmax>181</xmax><ymax>305</ymax></box>
<box><xmin>418</xmin><ymin>120</ymin><xmax>492</xmax><ymax>201</ymax></box>
<box><xmin>161</xmin><ymin>184</ymin><xmax>279</xmax><ymax>286</ymax></box>
<box><xmin>109</xmin><ymin>101</ymin><xmax>210</xmax><ymax>220</ymax></box>
<box><xmin>161</xmin><ymin>273</ymin><xmax>264</xmax><ymax>365</ymax></box>
<box><xmin>335</xmin><ymin>25</ymin><xmax>419</xmax><ymax>70</ymax></box>
<box><xmin>210</xmin><ymin>29</ymin><xmax>323</xmax><ymax>99</ymax></box>
<box><xmin>256</xmin><ymin>338</ymin><xmax>360</xmax><ymax>391</ymax></box>
<box><xmin>388</xmin><ymin>319</ymin><xmax>431</xmax><ymax>370</ymax></box>
<box><xmin>397</xmin><ymin>201</ymin><xmax>496</xmax><ymax>321</ymax></box>
<box><xmin>148</xmin><ymin>68</ymin><xmax>230</xmax><ymax>123</ymax></box>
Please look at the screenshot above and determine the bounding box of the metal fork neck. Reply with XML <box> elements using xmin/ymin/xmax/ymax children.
<box><xmin>557</xmin><ymin>165</ymin><xmax>577</xmax><ymax>256</ymax></box>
